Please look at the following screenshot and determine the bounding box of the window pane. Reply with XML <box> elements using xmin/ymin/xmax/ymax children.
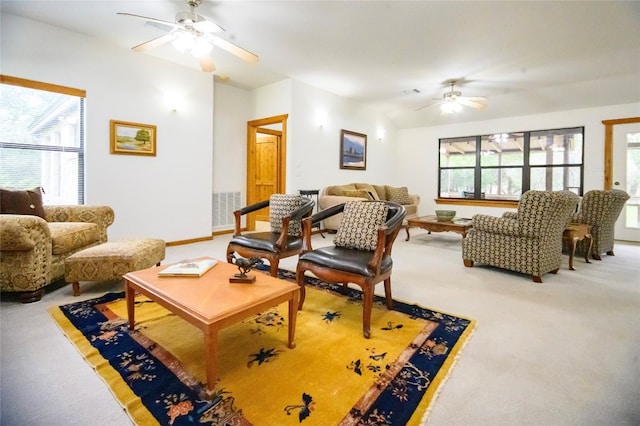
<box><xmin>440</xmin><ymin>137</ymin><xmax>476</xmax><ymax>167</ymax></box>
<box><xmin>0</xmin><ymin>80</ymin><xmax>84</xmax><ymax>204</ymax></box>
<box><xmin>529</xmin><ymin>128</ymin><xmax>583</xmax><ymax>165</ymax></box>
<box><xmin>440</xmin><ymin>168</ymin><xmax>475</xmax><ymax>198</ymax></box>
<box><xmin>480</xmin><ymin>133</ymin><xmax>524</xmax><ymax>166</ymax></box>
<box><xmin>481</xmin><ymin>168</ymin><xmax>522</xmax><ymax>200</ymax></box>
<box><xmin>530</xmin><ymin>165</ymin><xmax>581</xmax><ymax>193</ymax></box>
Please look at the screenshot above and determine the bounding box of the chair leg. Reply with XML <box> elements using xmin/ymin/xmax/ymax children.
<box><xmin>362</xmin><ymin>286</ymin><xmax>373</xmax><ymax>339</ymax></box>
<box><xmin>383</xmin><ymin>278</ymin><xmax>393</xmax><ymax>309</ymax></box>
<box><xmin>532</xmin><ymin>275</ymin><xmax>542</xmax><ymax>283</ymax></box>
<box><xmin>269</xmin><ymin>259</ymin><xmax>279</xmax><ymax>277</ymax></box>
<box><xmin>295</xmin><ymin>267</ymin><xmax>306</xmax><ymax>310</ymax></box>
<box><xmin>592</xmin><ymin>253</ymin><xmax>602</xmax><ymax>260</ymax></box>
<box><xmin>606</xmin><ymin>250</ymin><xmax>615</xmax><ymax>256</ymax></box>
<box><xmin>463</xmin><ymin>259</ymin><xmax>474</xmax><ymax>267</ymax></box>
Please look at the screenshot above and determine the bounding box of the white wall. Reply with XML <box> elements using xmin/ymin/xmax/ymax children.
<box><xmin>397</xmin><ymin>102</ymin><xmax>640</xmax><ymax>218</ymax></box>
<box><xmin>2</xmin><ymin>14</ymin><xmax>214</xmax><ymax>242</ymax></box>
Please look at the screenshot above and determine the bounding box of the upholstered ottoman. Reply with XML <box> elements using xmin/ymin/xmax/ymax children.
<box><xmin>65</xmin><ymin>238</ymin><xmax>166</xmax><ymax>296</ymax></box>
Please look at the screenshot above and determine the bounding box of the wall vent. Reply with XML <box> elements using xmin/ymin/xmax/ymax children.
<box><xmin>212</xmin><ymin>191</ymin><xmax>242</xmax><ymax>230</ymax></box>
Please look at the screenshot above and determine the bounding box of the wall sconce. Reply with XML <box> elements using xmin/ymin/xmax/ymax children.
<box><xmin>164</xmin><ymin>91</ymin><xmax>184</xmax><ymax>112</ymax></box>
<box><xmin>316</xmin><ymin>111</ymin><xmax>327</xmax><ymax>128</ymax></box>
<box><xmin>377</xmin><ymin>127</ymin><xmax>385</xmax><ymax>141</ymax></box>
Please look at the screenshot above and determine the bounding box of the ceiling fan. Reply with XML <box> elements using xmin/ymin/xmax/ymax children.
<box><xmin>117</xmin><ymin>0</ymin><xmax>259</xmax><ymax>73</ymax></box>
<box><xmin>416</xmin><ymin>80</ymin><xmax>487</xmax><ymax>113</ymax></box>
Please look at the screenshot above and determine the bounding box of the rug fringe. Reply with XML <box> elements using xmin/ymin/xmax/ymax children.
<box><xmin>418</xmin><ymin>320</ymin><xmax>478</xmax><ymax>425</ymax></box>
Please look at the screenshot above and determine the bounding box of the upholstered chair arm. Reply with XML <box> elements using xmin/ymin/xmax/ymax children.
<box><xmin>472</xmin><ymin>214</ymin><xmax>521</xmax><ymax>236</ymax></box>
<box><xmin>502</xmin><ymin>211</ymin><xmax>518</xmax><ymax>220</ymax></box>
<box><xmin>232</xmin><ymin>199</ymin><xmax>270</xmax><ymax>237</ymax></box>
<box><xmin>44</xmin><ymin>205</ymin><xmax>115</xmax><ymax>243</ymax></box>
<box><xmin>0</xmin><ymin>215</ymin><xmax>49</xmax><ymax>251</ymax></box>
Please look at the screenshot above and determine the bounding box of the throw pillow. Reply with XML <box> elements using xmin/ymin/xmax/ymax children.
<box><xmin>354</xmin><ymin>183</ymin><xmax>381</xmax><ymax>200</ymax></box>
<box><xmin>385</xmin><ymin>186</ymin><xmax>412</xmax><ymax>205</ymax></box>
<box><xmin>373</xmin><ymin>184</ymin><xmax>388</xmax><ymax>201</ymax></box>
<box><xmin>334</xmin><ymin>201</ymin><xmax>388</xmax><ymax>251</ymax></box>
<box><xmin>269</xmin><ymin>194</ymin><xmax>303</xmax><ymax>236</ymax></box>
<box><xmin>0</xmin><ymin>187</ymin><xmax>46</xmax><ymax>218</ymax></box>
<box><xmin>339</xmin><ymin>189</ymin><xmax>373</xmax><ymax>200</ymax></box>
<box><xmin>326</xmin><ymin>184</ymin><xmax>356</xmax><ymax>196</ymax></box>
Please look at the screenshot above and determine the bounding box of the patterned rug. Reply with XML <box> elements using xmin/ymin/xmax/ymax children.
<box><xmin>50</xmin><ymin>269</ymin><xmax>476</xmax><ymax>425</ymax></box>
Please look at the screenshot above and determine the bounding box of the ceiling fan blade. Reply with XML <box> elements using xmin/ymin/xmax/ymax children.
<box><xmin>212</xmin><ymin>36</ymin><xmax>259</xmax><ymax>63</ymax></box>
<box><xmin>117</xmin><ymin>12</ymin><xmax>177</xmax><ymax>29</ymax></box>
<box><xmin>199</xmin><ymin>55</ymin><xmax>216</xmax><ymax>72</ymax></box>
<box><xmin>132</xmin><ymin>33</ymin><xmax>176</xmax><ymax>52</ymax></box>
<box><xmin>458</xmin><ymin>99</ymin><xmax>487</xmax><ymax>109</ymax></box>
<box><xmin>193</xmin><ymin>20</ymin><xmax>224</xmax><ymax>33</ymax></box>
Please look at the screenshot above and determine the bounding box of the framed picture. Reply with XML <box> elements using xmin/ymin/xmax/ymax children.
<box><xmin>340</xmin><ymin>129</ymin><xmax>367</xmax><ymax>170</ymax></box>
<box><xmin>110</xmin><ymin>120</ymin><xmax>156</xmax><ymax>156</ymax></box>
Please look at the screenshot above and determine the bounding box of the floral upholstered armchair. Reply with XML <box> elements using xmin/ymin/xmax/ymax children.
<box><xmin>570</xmin><ymin>189</ymin><xmax>630</xmax><ymax>260</ymax></box>
<box><xmin>462</xmin><ymin>190</ymin><xmax>580</xmax><ymax>283</ymax></box>
<box><xmin>0</xmin><ymin>187</ymin><xmax>114</xmax><ymax>302</ymax></box>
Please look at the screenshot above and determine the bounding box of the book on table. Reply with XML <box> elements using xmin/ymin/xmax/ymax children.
<box><xmin>158</xmin><ymin>259</ymin><xmax>218</xmax><ymax>277</ymax></box>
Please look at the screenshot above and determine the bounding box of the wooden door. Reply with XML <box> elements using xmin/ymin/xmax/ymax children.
<box><xmin>246</xmin><ymin>114</ymin><xmax>288</xmax><ymax>230</ymax></box>
<box><xmin>255</xmin><ymin>134</ymin><xmax>279</xmax><ymax>221</ymax></box>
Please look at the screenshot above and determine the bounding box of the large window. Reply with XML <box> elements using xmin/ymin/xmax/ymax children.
<box><xmin>439</xmin><ymin>127</ymin><xmax>584</xmax><ymax>201</ymax></box>
<box><xmin>0</xmin><ymin>76</ymin><xmax>85</xmax><ymax>204</ymax></box>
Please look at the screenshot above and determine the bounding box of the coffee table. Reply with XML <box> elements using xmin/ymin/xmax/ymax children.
<box><xmin>124</xmin><ymin>257</ymin><xmax>299</xmax><ymax>391</ymax></box>
<box><xmin>405</xmin><ymin>215</ymin><xmax>473</xmax><ymax>241</ymax></box>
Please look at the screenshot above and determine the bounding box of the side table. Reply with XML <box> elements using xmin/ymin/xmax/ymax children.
<box><xmin>299</xmin><ymin>189</ymin><xmax>325</xmax><ymax>237</ymax></box>
<box><xmin>563</xmin><ymin>223</ymin><xmax>592</xmax><ymax>270</ymax></box>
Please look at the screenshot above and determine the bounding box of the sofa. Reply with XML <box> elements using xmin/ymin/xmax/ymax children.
<box><xmin>0</xmin><ymin>188</ymin><xmax>115</xmax><ymax>302</ymax></box>
<box><xmin>318</xmin><ymin>183</ymin><xmax>420</xmax><ymax>231</ymax></box>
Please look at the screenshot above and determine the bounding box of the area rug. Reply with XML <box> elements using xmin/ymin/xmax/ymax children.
<box><xmin>50</xmin><ymin>269</ymin><xmax>475</xmax><ymax>425</ymax></box>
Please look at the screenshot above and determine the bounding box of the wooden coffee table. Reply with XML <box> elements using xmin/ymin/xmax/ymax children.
<box><xmin>124</xmin><ymin>257</ymin><xmax>299</xmax><ymax>391</ymax></box>
<box><xmin>406</xmin><ymin>215</ymin><xmax>473</xmax><ymax>241</ymax></box>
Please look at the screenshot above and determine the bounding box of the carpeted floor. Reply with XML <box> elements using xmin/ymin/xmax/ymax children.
<box><xmin>49</xmin><ymin>269</ymin><xmax>475</xmax><ymax>425</ymax></box>
<box><xmin>1</xmin><ymin>230</ymin><xmax>639</xmax><ymax>425</ymax></box>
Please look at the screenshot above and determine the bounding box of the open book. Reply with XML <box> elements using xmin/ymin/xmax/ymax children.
<box><xmin>158</xmin><ymin>259</ymin><xmax>218</xmax><ymax>277</ymax></box>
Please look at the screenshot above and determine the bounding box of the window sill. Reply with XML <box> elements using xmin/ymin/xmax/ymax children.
<box><xmin>435</xmin><ymin>198</ymin><xmax>519</xmax><ymax>208</ymax></box>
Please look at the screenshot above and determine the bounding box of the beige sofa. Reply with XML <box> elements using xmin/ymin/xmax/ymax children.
<box><xmin>318</xmin><ymin>183</ymin><xmax>420</xmax><ymax>231</ymax></box>
<box><xmin>0</xmin><ymin>205</ymin><xmax>115</xmax><ymax>302</ymax></box>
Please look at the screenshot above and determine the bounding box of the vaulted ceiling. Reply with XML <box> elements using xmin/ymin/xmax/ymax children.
<box><xmin>3</xmin><ymin>0</ymin><xmax>639</xmax><ymax>128</ymax></box>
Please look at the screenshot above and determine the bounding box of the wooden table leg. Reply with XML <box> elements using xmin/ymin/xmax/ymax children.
<box><xmin>584</xmin><ymin>234</ymin><xmax>592</xmax><ymax>264</ymax></box>
<box><xmin>569</xmin><ymin>237</ymin><xmax>578</xmax><ymax>271</ymax></box>
<box><xmin>125</xmin><ymin>280</ymin><xmax>135</xmax><ymax>330</ymax></box>
<box><xmin>288</xmin><ymin>291</ymin><xmax>298</xmax><ymax>349</ymax></box>
<box><xmin>405</xmin><ymin>225</ymin><xmax>411</xmax><ymax>241</ymax></box>
<box><xmin>203</xmin><ymin>328</ymin><xmax>218</xmax><ymax>391</ymax></box>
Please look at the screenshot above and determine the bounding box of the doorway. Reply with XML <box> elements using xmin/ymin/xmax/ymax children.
<box><xmin>603</xmin><ymin>117</ymin><xmax>640</xmax><ymax>242</ymax></box>
<box><xmin>246</xmin><ymin>114</ymin><xmax>288</xmax><ymax>231</ymax></box>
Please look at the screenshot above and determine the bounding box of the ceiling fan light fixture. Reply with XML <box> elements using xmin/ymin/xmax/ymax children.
<box><xmin>441</xmin><ymin>99</ymin><xmax>463</xmax><ymax>114</ymax></box>
<box><xmin>171</xmin><ymin>31</ymin><xmax>212</xmax><ymax>57</ymax></box>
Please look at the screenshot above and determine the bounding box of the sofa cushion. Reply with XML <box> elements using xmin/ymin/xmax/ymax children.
<box><xmin>373</xmin><ymin>184</ymin><xmax>388</xmax><ymax>201</ymax></box>
<box><xmin>355</xmin><ymin>183</ymin><xmax>381</xmax><ymax>200</ymax></box>
<box><xmin>0</xmin><ymin>187</ymin><xmax>46</xmax><ymax>218</ymax></box>
<box><xmin>334</xmin><ymin>201</ymin><xmax>388</xmax><ymax>251</ymax></box>
<box><xmin>49</xmin><ymin>222</ymin><xmax>100</xmax><ymax>255</ymax></box>
<box><xmin>326</xmin><ymin>184</ymin><xmax>357</xmax><ymax>196</ymax></box>
<box><xmin>386</xmin><ymin>186</ymin><xmax>412</xmax><ymax>205</ymax></box>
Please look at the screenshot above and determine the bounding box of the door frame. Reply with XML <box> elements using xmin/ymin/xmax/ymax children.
<box><xmin>602</xmin><ymin>116</ymin><xmax>640</xmax><ymax>189</ymax></box>
<box><xmin>246</xmin><ymin>114</ymin><xmax>288</xmax><ymax>230</ymax></box>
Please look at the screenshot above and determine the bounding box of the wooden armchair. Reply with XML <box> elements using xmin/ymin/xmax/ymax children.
<box><xmin>570</xmin><ymin>189</ymin><xmax>630</xmax><ymax>259</ymax></box>
<box><xmin>462</xmin><ymin>190</ymin><xmax>580</xmax><ymax>283</ymax></box>
<box><xmin>296</xmin><ymin>201</ymin><xmax>406</xmax><ymax>338</ymax></box>
<box><xmin>226</xmin><ymin>194</ymin><xmax>314</xmax><ymax>277</ymax></box>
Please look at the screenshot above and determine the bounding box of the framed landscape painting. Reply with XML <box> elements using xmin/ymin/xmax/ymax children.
<box><xmin>110</xmin><ymin>120</ymin><xmax>156</xmax><ymax>156</ymax></box>
<box><xmin>340</xmin><ymin>129</ymin><xmax>367</xmax><ymax>170</ymax></box>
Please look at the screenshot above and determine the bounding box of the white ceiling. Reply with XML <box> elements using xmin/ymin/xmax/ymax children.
<box><xmin>3</xmin><ymin>0</ymin><xmax>640</xmax><ymax>128</ymax></box>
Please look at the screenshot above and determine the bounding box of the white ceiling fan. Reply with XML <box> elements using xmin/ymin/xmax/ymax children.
<box><xmin>416</xmin><ymin>80</ymin><xmax>487</xmax><ymax>113</ymax></box>
<box><xmin>117</xmin><ymin>0</ymin><xmax>259</xmax><ymax>73</ymax></box>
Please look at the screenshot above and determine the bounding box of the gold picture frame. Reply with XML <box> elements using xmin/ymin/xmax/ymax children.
<box><xmin>340</xmin><ymin>129</ymin><xmax>367</xmax><ymax>170</ymax></box>
<box><xmin>110</xmin><ymin>120</ymin><xmax>157</xmax><ymax>156</ymax></box>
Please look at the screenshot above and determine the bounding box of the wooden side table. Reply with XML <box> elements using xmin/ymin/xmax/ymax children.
<box><xmin>563</xmin><ymin>223</ymin><xmax>592</xmax><ymax>270</ymax></box>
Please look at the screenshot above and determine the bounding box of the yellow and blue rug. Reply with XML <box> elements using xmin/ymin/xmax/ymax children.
<box><xmin>50</xmin><ymin>270</ymin><xmax>475</xmax><ymax>425</ymax></box>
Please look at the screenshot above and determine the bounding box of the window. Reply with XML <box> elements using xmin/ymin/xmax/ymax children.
<box><xmin>439</xmin><ymin>127</ymin><xmax>584</xmax><ymax>201</ymax></box>
<box><xmin>0</xmin><ymin>76</ymin><xmax>85</xmax><ymax>204</ymax></box>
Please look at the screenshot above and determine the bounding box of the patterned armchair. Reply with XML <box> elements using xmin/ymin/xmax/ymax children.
<box><xmin>570</xmin><ymin>189</ymin><xmax>630</xmax><ymax>260</ymax></box>
<box><xmin>0</xmin><ymin>205</ymin><xmax>115</xmax><ymax>302</ymax></box>
<box><xmin>462</xmin><ymin>190</ymin><xmax>580</xmax><ymax>283</ymax></box>
<box><xmin>226</xmin><ymin>194</ymin><xmax>315</xmax><ymax>277</ymax></box>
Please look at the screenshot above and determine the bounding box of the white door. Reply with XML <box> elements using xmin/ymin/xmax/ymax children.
<box><xmin>613</xmin><ymin>123</ymin><xmax>640</xmax><ymax>242</ymax></box>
